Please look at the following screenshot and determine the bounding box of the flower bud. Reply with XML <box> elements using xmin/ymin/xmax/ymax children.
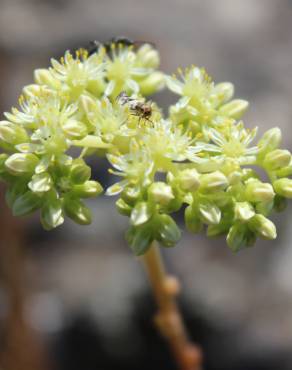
<box><xmin>156</xmin><ymin>214</ymin><xmax>181</xmax><ymax>247</ymax></box>
<box><xmin>5</xmin><ymin>153</ymin><xmax>38</xmax><ymax>175</ymax></box>
<box><xmin>275</xmin><ymin>161</ymin><xmax>292</xmax><ymax>178</ymax></box>
<box><xmin>28</xmin><ymin>172</ymin><xmax>52</xmax><ymax>193</ymax></box>
<box><xmin>131</xmin><ymin>202</ymin><xmax>152</xmax><ymax>226</ymax></box>
<box><xmin>263</xmin><ymin>149</ymin><xmax>291</xmax><ymax>170</ymax></box>
<box><xmin>0</xmin><ymin>121</ymin><xmax>28</xmax><ymax>144</ymax></box>
<box><xmin>126</xmin><ymin>224</ymin><xmax>153</xmax><ymax>256</ymax></box>
<box><xmin>198</xmin><ymin>201</ymin><xmax>221</xmax><ymax>225</ymax></box>
<box><xmin>234</xmin><ymin>202</ymin><xmax>255</xmax><ymax>222</ymax></box>
<box><xmin>73</xmin><ymin>181</ymin><xmax>103</xmax><ymax>198</ymax></box>
<box><xmin>213</xmin><ymin>82</ymin><xmax>234</xmax><ymax>104</ymax></box>
<box><xmin>245</xmin><ymin>180</ymin><xmax>275</xmax><ymax>202</ymax></box>
<box><xmin>64</xmin><ymin>197</ymin><xmax>92</xmax><ymax>225</ymax></box>
<box><xmin>137</xmin><ymin>44</ymin><xmax>160</xmax><ymax>68</ymax></box>
<box><xmin>116</xmin><ymin>198</ymin><xmax>132</xmax><ymax>216</ymax></box>
<box><xmin>219</xmin><ymin>99</ymin><xmax>249</xmax><ymax>119</ymax></box>
<box><xmin>227</xmin><ymin>223</ymin><xmax>249</xmax><ymax>252</ymax></box>
<box><xmin>200</xmin><ymin>171</ymin><xmax>228</xmax><ymax>193</ymax></box>
<box><xmin>139</xmin><ymin>72</ymin><xmax>165</xmax><ymax>95</ymax></box>
<box><xmin>248</xmin><ymin>214</ymin><xmax>277</xmax><ymax>240</ymax></box>
<box><xmin>148</xmin><ymin>182</ymin><xmax>174</xmax><ymax>206</ymax></box>
<box><xmin>12</xmin><ymin>191</ymin><xmax>42</xmax><ymax>217</ymax></box>
<box><xmin>121</xmin><ymin>186</ymin><xmax>140</xmax><ymax>205</ymax></box>
<box><xmin>258</xmin><ymin>127</ymin><xmax>282</xmax><ymax>154</ymax></box>
<box><xmin>62</xmin><ymin>119</ymin><xmax>88</xmax><ymax>139</ymax></box>
<box><xmin>70</xmin><ymin>160</ymin><xmax>91</xmax><ymax>184</ymax></box>
<box><xmin>273</xmin><ymin>178</ymin><xmax>292</xmax><ymax>198</ymax></box>
<box><xmin>41</xmin><ymin>198</ymin><xmax>64</xmax><ymax>230</ymax></box>
<box><xmin>185</xmin><ymin>205</ymin><xmax>202</xmax><ymax>233</ymax></box>
<box><xmin>178</xmin><ymin>169</ymin><xmax>200</xmax><ymax>192</ymax></box>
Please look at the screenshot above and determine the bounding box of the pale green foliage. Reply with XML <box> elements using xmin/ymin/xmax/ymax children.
<box><xmin>0</xmin><ymin>42</ymin><xmax>291</xmax><ymax>254</ymax></box>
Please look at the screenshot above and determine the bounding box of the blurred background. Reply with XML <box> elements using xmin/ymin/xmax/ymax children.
<box><xmin>1</xmin><ymin>1</ymin><xmax>292</xmax><ymax>369</ymax></box>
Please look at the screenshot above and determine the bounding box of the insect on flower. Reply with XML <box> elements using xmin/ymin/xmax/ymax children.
<box><xmin>117</xmin><ymin>91</ymin><xmax>153</xmax><ymax>125</ymax></box>
<box><xmin>87</xmin><ymin>36</ymin><xmax>155</xmax><ymax>56</ymax></box>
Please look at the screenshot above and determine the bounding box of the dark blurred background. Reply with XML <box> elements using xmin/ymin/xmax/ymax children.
<box><xmin>1</xmin><ymin>1</ymin><xmax>292</xmax><ymax>369</ymax></box>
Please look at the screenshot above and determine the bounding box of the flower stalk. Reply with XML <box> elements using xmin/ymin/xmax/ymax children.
<box><xmin>142</xmin><ymin>241</ymin><xmax>202</xmax><ymax>370</ymax></box>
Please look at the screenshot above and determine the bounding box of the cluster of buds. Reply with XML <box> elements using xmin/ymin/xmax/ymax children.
<box><xmin>0</xmin><ymin>40</ymin><xmax>291</xmax><ymax>254</ymax></box>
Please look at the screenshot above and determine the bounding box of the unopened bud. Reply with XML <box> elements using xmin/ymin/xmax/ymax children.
<box><xmin>178</xmin><ymin>169</ymin><xmax>200</xmax><ymax>192</ymax></box>
<box><xmin>213</xmin><ymin>82</ymin><xmax>234</xmax><ymax>104</ymax></box>
<box><xmin>219</xmin><ymin>99</ymin><xmax>249</xmax><ymax>119</ymax></box>
<box><xmin>263</xmin><ymin>149</ymin><xmax>291</xmax><ymax>170</ymax></box>
<box><xmin>5</xmin><ymin>153</ymin><xmax>38</xmax><ymax>175</ymax></box>
<box><xmin>137</xmin><ymin>44</ymin><xmax>160</xmax><ymax>68</ymax></box>
<box><xmin>200</xmin><ymin>171</ymin><xmax>228</xmax><ymax>193</ymax></box>
<box><xmin>73</xmin><ymin>181</ymin><xmax>103</xmax><ymax>198</ymax></box>
<box><xmin>258</xmin><ymin>127</ymin><xmax>282</xmax><ymax>154</ymax></box>
<box><xmin>273</xmin><ymin>178</ymin><xmax>292</xmax><ymax>198</ymax></box>
<box><xmin>234</xmin><ymin>202</ymin><xmax>255</xmax><ymax>222</ymax></box>
<box><xmin>245</xmin><ymin>180</ymin><xmax>275</xmax><ymax>202</ymax></box>
<box><xmin>70</xmin><ymin>160</ymin><xmax>91</xmax><ymax>184</ymax></box>
<box><xmin>248</xmin><ymin>214</ymin><xmax>277</xmax><ymax>240</ymax></box>
<box><xmin>148</xmin><ymin>182</ymin><xmax>174</xmax><ymax>205</ymax></box>
<box><xmin>0</xmin><ymin>121</ymin><xmax>28</xmax><ymax>144</ymax></box>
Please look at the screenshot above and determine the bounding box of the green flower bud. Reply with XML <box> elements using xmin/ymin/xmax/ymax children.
<box><xmin>273</xmin><ymin>178</ymin><xmax>292</xmax><ymax>198</ymax></box>
<box><xmin>70</xmin><ymin>160</ymin><xmax>91</xmax><ymax>184</ymax></box>
<box><xmin>28</xmin><ymin>172</ymin><xmax>52</xmax><ymax>193</ymax></box>
<box><xmin>12</xmin><ymin>191</ymin><xmax>42</xmax><ymax>217</ymax></box>
<box><xmin>64</xmin><ymin>197</ymin><xmax>92</xmax><ymax>225</ymax></box>
<box><xmin>234</xmin><ymin>202</ymin><xmax>255</xmax><ymax>222</ymax></box>
<box><xmin>156</xmin><ymin>214</ymin><xmax>181</xmax><ymax>247</ymax></box>
<box><xmin>275</xmin><ymin>161</ymin><xmax>292</xmax><ymax>178</ymax></box>
<box><xmin>5</xmin><ymin>153</ymin><xmax>39</xmax><ymax>175</ymax></box>
<box><xmin>245</xmin><ymin>180</ymin><xmax>275</xmax><ymax>202</ymax></box>
<box><xmin>184</xmin><ymin>205</ymin><xmax>202</xmax><ymax>233</ymax></box>
<box><xmin>137</xmin><ymin>44</ymin><xmax>160</xmax><ymax>68</ymax></box>
<box><xmin>258</xmin><ymin>127</ymin><xmax>282</xmax><ymax>154</ymax></box>
<box><xmin>248</xmin><ymin>214</ymin><xmax>276</xmax><ymax>240</ymax></box>
<box><xmin>219</xmin><ymin>99</ymin><xmax>249</xmax><ymax>119</ymax></box>
<box><xmin>178</xmin><ymin>169</ymin><xmax>200</xmax><ymax>192</ymax></box>
<box><xmin>0</xmin><ymin>121</ymin><xmax>28</xmax><ymax>145</ymax></box>
<box><xmin>116</xmin><ymin>198</ymin><xmax>132</xmax><ymax>216</ymax></box>
<box><xmin>41</xmin><ymin>198</ymin><xmax>64</xmax><ymax>230</ymax></box>
<box><xmin>121</xmin><ymin>186</ymin><xmax>140</xmax><ymax>206</ymax></box>
<box><xmin>73</xmin><ymin>181</ymin><xmax>103</xmax><ymax>198</ymax></box>
<box><xmin>200</xmin><ymin>171</ymin><xmax>228</xmax><ymax>193</ymax></box>
<box><xmin>126</xmin><ymin>224</ymin><xmax>153</xmax><ymax>256</ymax></box>
<box><xmin>131</xmin><ymin>202</ymin><xmax>152</xmax><ymax>226</ymax></box>
<box><xmin>263</xmin><ymin>149</ymin><xmax>291</xmax><ymax>170</ymax></box>
<box><xmin>198</xmin><ymin>201</ymin><xmax>221</xmax><ymax>225</ymax></box>
<box><xmin>62</xmin><ymin>119</ymin><xmax>88</xmax><ymax>139</ymax></box>
<box><xmin>213</xmin><ymin>82</ymin><xmax>234</xmax><ymax>105</ymax></box>
<box><xmin>227</xmin><ymin>223</ymin><xmax>254</xmax><ymax>252</ymax></box>
<box><xmin>139</xmin><ymin>72</ymin><xmax>165</xmax><ymax>95</ymax></box>
<box><xmin>148</xmin><ymin>182</ymin><xmax>174</xmax><ymax>206</ymax></box>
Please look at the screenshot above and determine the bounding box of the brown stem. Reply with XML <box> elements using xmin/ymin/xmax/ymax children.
<box><xmin>141</xmin><ymin>241</ymin><xmax>203</xmax><ymax>370</ymax></box>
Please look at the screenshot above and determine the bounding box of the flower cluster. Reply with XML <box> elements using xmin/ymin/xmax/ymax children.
<box><xmin>1</xmin><ymin>40</ymin><xmax>291</xmax><ymax>254</ymax></box>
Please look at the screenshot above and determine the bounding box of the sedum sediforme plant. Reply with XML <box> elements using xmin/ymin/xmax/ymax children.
<box><xmin>1</xmin><ymin>40</ymin><xmax>292</xmax><ymax>370</ymax></box>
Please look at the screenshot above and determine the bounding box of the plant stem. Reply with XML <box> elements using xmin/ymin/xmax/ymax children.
<box><xmin>141</xmin><ymin>241</ymin><xmax>202</xmax><ymax>370</ymax></box>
